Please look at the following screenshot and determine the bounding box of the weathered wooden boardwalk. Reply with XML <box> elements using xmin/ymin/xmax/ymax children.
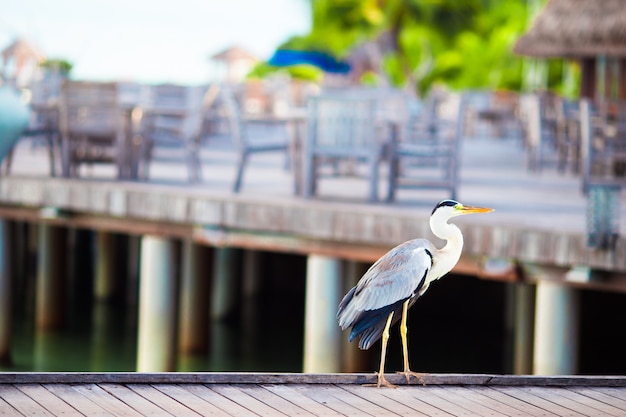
<box><xmin>0</xmin><ymin>373</ymin><xmax>625</xmax><ymax>416</ymax></box>
<box><xmin>3</xmin><ymin>135</ymin><xmax>626</xmax><ymax>281</ymax></box>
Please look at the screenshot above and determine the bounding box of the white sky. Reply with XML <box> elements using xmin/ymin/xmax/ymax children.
<box><xmin>0</xmin><ymin>0</ymin><xmax>311</xmax><ymax>84</ymax></box>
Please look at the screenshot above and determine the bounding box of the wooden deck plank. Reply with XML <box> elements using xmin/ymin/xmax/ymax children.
<box><xmin>232</xmin><ymin>384</ymin><xmax>316</xmax><ymax>416</ymax></box>
<box><xmin>0</xmin><ymin>384</ymin><xmax>55</xmax><ymax>416</ymax></box>
<box><xmin>152</xmin><ymin>384</ymin><xmax>231</xmax><ymax>416</ymax></box>
<box><xmin>492</xmin><ymin>386</ymin><xmax>588</xmax><ymax>417</ymax></box>
<box><xmin>260</xmin><ymin>384</ymin><xmax>344</xmax><ymax>417</ymax></box>
<box><xmin>401</xmin><ymin>386</ymin><xmax>486</xmax><ymax>416</ymax></box>
<box><xmin>98</xmin><ymin>383</ymin><xmax>176</xmax><ymax>416</ymax></box>
<box><xmin>466</xmin><ymin>386</ymin><xmax>559</xmax><ymax>416</ymax></box>
<box><xmin>305</xmin><ymin>384</ymin><xmax>402</xmax><ymax>416</ymax></box>
<box><xmin>341</xmin><ymin>385</ymin><xmax>434</xmax><ymax>416</ymax></box>
<box><xmin>209</xmin><ymin>384</ymin><xmax>290</xmax><ymax>417</ymax></box>
<box><xmin>558</xmin><ymin>387</ymin><xmax>626</xmax><ymax>416</ymax></box>
<box><xmin>42</xmin><ymin>384</ymin><xmax>113</xmax><ymax>416</ymax></box>
<box><xmin>291</xmin><ymin>384</ymin><xmax>378</xmax><ymax>416</ymax></box>
<box><xmin>184</xmin><ymin>384</ymin><xmax>260</xmax><ymax>417</ymax></box>
<box><xmin>425</xmin><ymin>386</ymin><xmax>510</xmax><ymax>416</ymax></box>
<box><xmin>126</xmin><ymin>384</ymin><xmax>202</xmax><ymax>417</ymax></box>
<box><xmin>0</xmin><ymin>397</ymin><xmax>21</xmax><ymax>416</ymax></box>
<box><xmin>437</xmin><ymin>386</ymin><xmax>537</xmax><ymax>416</ymax></box>
<box><xmin>71</xmin><ymin>384</ymin><xmax>144</xmax><ymax>417</ymax></box>
<box><xmin>360</xmin><ymin>387</ymin><xmax>452</xmax><ymax>417</ymax></box>
<box><xmin>595</xmin><ymin>387</ymin><xmax>626</xmax><ymax>400</ymax></box>
<box><xmin>570</xmin><ymin>387</ymin><xmax>626</xmax><ymax>411</ymax></box>
<box><xmin>15</xmin><ymin>384</ymin><xmax>81</xmax><ymax>416</ymax></box>
<box><xmin>521</xmin><ymin>386</ymin><xmax>615</xmax><ymax>416</ymax></box>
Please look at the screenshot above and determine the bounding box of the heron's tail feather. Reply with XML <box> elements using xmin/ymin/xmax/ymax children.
<box><xmin>348</xmin><ymin>299</ymin><xmax>405</xmax><ymax>350</ymax></box>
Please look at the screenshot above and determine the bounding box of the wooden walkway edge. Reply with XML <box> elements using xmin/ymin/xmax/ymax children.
<box><xmin>1</xmin><ymin>373</ymin><xmax>625</xmax><ymax>416</ymax></box>
<box><xmin>1</xmin><ymin>372</ymin><xmax>626</xmax><ymax>386</ymax></box>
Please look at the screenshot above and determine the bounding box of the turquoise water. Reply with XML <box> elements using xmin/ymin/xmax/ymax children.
<box><xmin>5</xmin><ymin>295</ymin><xmax>305</xmax><ymax>372</ymax></box>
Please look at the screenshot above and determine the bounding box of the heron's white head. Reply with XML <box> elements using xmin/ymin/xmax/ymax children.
<box><xmin>430</xmin><ymin>200</ymin><xmax>494</xmax><ymax>239</ymax></box>
<box><xmin>431</xmin><ymin>200</ymin><xmax>494</xmax><ymax>219</ymax></box>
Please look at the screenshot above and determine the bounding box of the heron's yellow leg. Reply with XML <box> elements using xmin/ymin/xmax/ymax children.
<box><xmin>372</xmin><ymin>311</ymin><xmax>397</xmax><ymax>388</ymax></box>
<box><xmin>397</xmin><ymin>299</ymin><xmax>427</xmax><ymax>385</ymax></box>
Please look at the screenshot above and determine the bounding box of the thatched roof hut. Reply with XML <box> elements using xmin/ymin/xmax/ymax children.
<box><xmin>513</xmin><ymin>0</ymin><xmax>626</xmax><ymax>98</ymax></box>
<box><xmin>1</xmin><ymin>38</ymin><xmax>46</xmax><ymax>87</ymax></box>
<box><xmin>209</xmin><ymin>46</ymin><xmax>259</xmax><ymax>84</ymax></box>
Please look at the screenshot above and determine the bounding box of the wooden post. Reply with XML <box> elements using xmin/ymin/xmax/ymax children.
<box><xmin>94</xmin><ymin>231</ymin><xmax>116</xmax><ymax>301</ymax></box>
<box><xmin>513</xmin><ymin>282</ymin><xmax>535</xmax><ymax>375</ymax></box>
<box><xmin>211</xmin><ymin>247</ymin><xmax>240</xmax><ymax>320</ymax></box>
<box><xmin>303</xmin><ymin>254</ymin><xmax>342</xmax><ymax>373</ymax></box>
<box><xmin>126</xmin><ymin>235</ymin><xmax>140</xmax><ymax>307</ymax></box>
<box><xmin>0</xmin><ymin>220</ymin><xmax>11</xmax><ymax>364</ymax></box>
<box><xmin>240</xmin><ymin>249</ymin><xmax>263</xmax><ymax>362</ymax></box>
<box><xmin>533</xmin><ymin>280</ymin><xmax>579</xmax><ymax>375</ymax></box>
<box><xmin>36</xmin><ymin>224</ymin><xmax>67</xmax><ymax>331</ymax></box>
<box><xmin>242</xmin><ymin>250</ymin><xmax>263</xmax><ymax>299</ymax></box>
<box><xmin>341</xmin><ymin>260</ymin><xmax>372</xmax><ymax>372</ymax></box>
<box><xmin>178</xmin><ymin>241</ymin><xmax>211</xmax><ymax>354</ymax></box>
<box><xmin>137</xmin><ymin>235</ymin><xmax>178</xmax><ymax>372</ymax></box>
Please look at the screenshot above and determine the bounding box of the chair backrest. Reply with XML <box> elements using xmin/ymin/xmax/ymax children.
<box><xmin>403</xmin><ymin>92</ymin><xmax>464</xmax><ymax>149</ymax></box>
<box><xmin>59</xmin><ymin>80</ymin><xmax>122</xmax><ymax>137</ymax></box>
<box><xmin>306</xmin><ymin>94</ymin><xmax>379</xmax><ymax>157</ymax></box>
<box><xmin>220</xmin><ymin>87</ymin><xmax>246</xmax><ymax>149</ymax></box>
<box><xmin>146</xmin><ymin>84</ymin><xmax>205</xmax><ymax>141</ymax></box>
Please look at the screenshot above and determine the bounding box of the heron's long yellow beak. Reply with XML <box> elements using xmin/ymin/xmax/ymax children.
<box><xmin>457</xmin><ymin>204</ymin><xmax>494</xmax><ymax>214</ymax></box>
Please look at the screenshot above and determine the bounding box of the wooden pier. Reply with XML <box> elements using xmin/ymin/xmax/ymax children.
<box><xmin>1</xmin><ymin>373</ymin><xmax>625</xmax><ymax>416</ymax></box>
<box><xmin>1</xmin><ymin>135</ymin><xmax>626</xmax><ymax>375</ymax></box>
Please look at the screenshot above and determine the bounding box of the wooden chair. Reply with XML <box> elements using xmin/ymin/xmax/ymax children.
<box><xmin>386</xmin><ymin>93</ymin><xmax>465</xmax><ymax>202</ymax></box>
<box><xmin>139</xmin><ymin>84</ymin><xmax>206</xmax><ymax>182</ymax></box>
<box><xmin>58</xmin><ymin>80</ymin><xmax>131</xmax><ymax>178</ymax></box>
<box><xmin>220</xmin><ymin>88</ymin><xmax>290</xmax><ymax>193</ymax></box>
<box><xmin>302</xmin><ymin>93</ymin><xmax>386</xmax><ymax>202</ymax></box>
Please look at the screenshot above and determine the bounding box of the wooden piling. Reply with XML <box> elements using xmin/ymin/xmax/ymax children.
<box><xmin>513</xmin><ymin>282</ymin><xmax>535</xmax><ymax>374</ymax></box>
<box><xmin>0</xmin><ymin>220</ymin><xmax>11</xmax><ymax>364</ymax></box>
<box><xmin>534</xmin><ymin>280</ymin><xmax>579</xmax><ymax>375</ymax></box>
<box><xmin>36</xmin><ymin>224</ymin><xmax>67</xmax><ymax>331</ymax></box>
<box><xmin>341</xmin><ymin>260</ymin><xmax>372</xmax><ymax>373</ymax></box>
<box><xmin>178</xmin><ymin>240</ymin><xmax>211</xmax><ymax>354</ymax></box>
<box><xmin>94</xmin><ymin>231</ymin><xmax>116</xmax><ymax>301</ymax></box>
<box><xmin>211</xmin><ymin>247</ymin><xmax>240</xmax><ymax>320</ymax></box>
<box><xmin>303</xmin><ymin>254</ymin><xmax>342</xmax><ymax>373</ymax></box>
<box><xmin>136</xmin><ymin>235</ymin><xmax>178</xmax><ymax>372</ymax></box>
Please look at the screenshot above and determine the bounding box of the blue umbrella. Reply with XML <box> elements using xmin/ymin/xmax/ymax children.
<box><xmin>268</xmin><ymin>49</ymin><xmax>351</xmax><ymax>74</ymax></box>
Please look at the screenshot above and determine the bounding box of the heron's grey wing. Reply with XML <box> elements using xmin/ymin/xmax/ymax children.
<box><xmin>353</xmin><ymin>239</ymin><xmax>434</xmax><ymax>310</ymax></box>
<box><xmin>337</xmin><ymin>239</ymin><xmax>434</xmax><ymax>330</ymax></box>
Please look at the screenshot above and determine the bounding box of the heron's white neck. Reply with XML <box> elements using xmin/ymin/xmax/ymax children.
<box><xmin>429</xmin><ymin>214</ymin><xmax>464</xmax><ymax>280</ymax></box>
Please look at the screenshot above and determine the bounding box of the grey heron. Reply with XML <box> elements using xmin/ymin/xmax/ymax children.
<box><xmin>337</xmin><ymin>200</ymin><xmax>494</xmax><ymax>388</ymax></box>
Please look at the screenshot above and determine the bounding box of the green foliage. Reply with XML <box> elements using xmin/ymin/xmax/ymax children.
<box><xmin>266</xmin><ymin>0</ymin><xmax>575</xmax><ymax>96</ymax></box>
<box><xmin>40</xmin><ymin>58</ymin><xmax>73</xmax><ymax>74</ymax></box>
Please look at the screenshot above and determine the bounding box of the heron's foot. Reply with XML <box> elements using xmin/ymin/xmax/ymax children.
<box><xmin>396</xmin><ymin>370</ymin><xmax>428</xmax><ymax>386</ymax></box>
<box><xmin>364</xmin><ymin>372</ymin><xmax>398</xmax><ymax>388</ymax></box>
